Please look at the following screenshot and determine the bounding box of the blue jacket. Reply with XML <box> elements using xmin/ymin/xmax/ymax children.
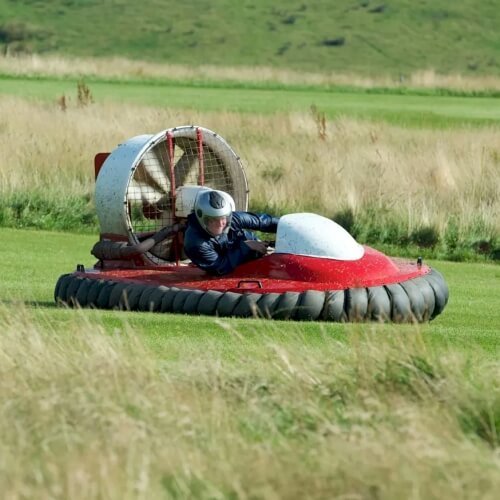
<box><xmin>184</xmin><ymin>211</ymin><xmax>279</xmax><ymax>275</ymax></box>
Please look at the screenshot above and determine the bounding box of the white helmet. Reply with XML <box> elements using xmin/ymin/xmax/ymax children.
<box><xmin>194</xmin><ymin>189</ymin><xmax>235</xmax><ymax>236</ymax></box>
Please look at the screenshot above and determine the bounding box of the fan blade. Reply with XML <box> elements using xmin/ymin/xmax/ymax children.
<box><xmin>168</xmin><ymin>137</ymin><xmax>200</xmax><ymax>186</ymax></box>
<box><xmin>173</xmin><ymin>137</ymin><xmax>233</xmax><ymax>193</ymax></box>
<box><xmin>174</xmin><ymin>152</ymin><xmax>199</xmax><ymax>186</ymax></box>
<box><xmin>135</xmin><ymin>145</ymin><xmax>170</xmax><ymax>195</ymax></box>
<box><xmin>127</xmin><ymin>178</ymin><xmax>164</xmax><ymax>205</ymax></box>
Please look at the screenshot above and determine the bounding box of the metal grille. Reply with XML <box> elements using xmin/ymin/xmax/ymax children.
<box><xmin>125</xmin><ymin>127</ymin><xmax>247</xmax><ymax>263</ymax></box>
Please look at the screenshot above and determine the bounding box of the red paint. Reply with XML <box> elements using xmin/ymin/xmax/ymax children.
<box><xmin>94</xmin><ymin>152</ymin><xmax>110</xmax><ymax>179</ymax></box>
<box><xmin>82</xmin><ymin>246</ymin><xmax>429</xmax><ymax>293</ymax></box>
<box><xmin>166</xmin><ymin>131</ymin><xmax>179</xmax><ymax>265</ymax></box>
<box><xmin>196</xmin><ymin>127</ymin><xmax>204</xmax><ymax>185</ymax></box>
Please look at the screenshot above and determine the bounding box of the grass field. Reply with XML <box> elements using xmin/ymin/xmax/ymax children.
<box><xmin>1</xmin><ymin>0</ymin><xmax>500</xmax><ymax>77</ymax></box>
<box><xmin>0</xmin><ymin>66</ymin><xmax>498</xmax><ymax>499</ymax></box>
<box><xmin>0</xmin><ymin>227</ymin><xmax>498</xmax><ymax>351</ymax></box>
<box><xmin>1</xmin><ymin>74</ymin><xmax>500</xmax><ymax>127</ymax></box>
<box><xmin>0</xmin><ymin>228</ymin><xmax>499</xmax><ymax>499</ymax></box>
<box><xmin>1</xmin><ymin>2</ymin><xmax>499</xmax><ymax>496</ymax></box>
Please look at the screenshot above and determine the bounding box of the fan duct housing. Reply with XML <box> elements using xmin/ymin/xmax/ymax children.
<box><xmin>95</xmin><ymin>126</ymin><xmax>249</xmax><ymax>264</ymax></box>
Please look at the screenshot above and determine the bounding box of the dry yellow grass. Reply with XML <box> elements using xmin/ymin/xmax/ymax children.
<box><xmin>1</xmin><ymin>96</ymin><xmax>499</xmax><ymax>237</ymax></box>
<box><xmin>248</xmin><ymin>115</ymin><xmax>500</xmax><ymax>236</ymax></box>
<box><xmin>1</xmin><ymin>304</ymin><xmax>499</xmax><ymax>499</ymax></box>
<box><xmin>2</xmin><ymin>53</ymin><xmax>500</xmax><ymax>91</ymax></box>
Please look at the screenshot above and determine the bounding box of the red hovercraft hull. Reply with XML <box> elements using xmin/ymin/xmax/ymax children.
<box><xmin>55</xmin><ymin>246</ymin><xmax>448</xmax><ymax>323</ymax></box>
<box><xmin>80</xmin><ymin>246</ymin><xmax>427</xmax><ymax>293</ymax></box>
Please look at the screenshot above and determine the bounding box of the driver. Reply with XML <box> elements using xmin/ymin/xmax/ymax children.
<box><xmin>183</xmin><ymin>189</ymin><xmax>279</xmax><ymax>275</ymax></box>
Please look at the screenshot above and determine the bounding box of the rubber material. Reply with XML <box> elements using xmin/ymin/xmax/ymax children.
<box><xmin>197</xmin><ymin>290</ymin><xmax>223</xmax><ymax>315</ymax></box>
<box><xmin>385</xmin><ymin>283</ymin><xmax>412</xmax><ymax>323</ymax></box>
<box><xmin>109</xmin><ymin>282</ymin><xmax>130</xmax><ymax>309</ymax></box>
<box><xmin>75</xmin><ymin>278</ymin><xmax>94</xmax><ymax>307</ymax></box>
<box><xmin>323</xmin><ymin>290</ymin><xmax>346</xmax><ymax>322</ymax></box>
<box><xmin>66</xmin><ymin>276</ymin><xmax>85</xmax><ymax>306</ymax></box>
<box><xmin>172</xmin><ymin>289</ymin><xmax>194</xmax><ymax>313</ymax></box>
<box><xmin>399</xmin><ymin>279</ymin><xmax>425</xmax><ymax>322</ymax></box>
<box><xmin>233</xmin><ymin>293</ymin><xmax>261</xmax><ymax>318</ymax></box>
<box><xmin>410</xmin><ymin>277</ymin><xmax>435</xmax><ymax>321</ymax></box>
<box><xmin>138</xmin><ymin>287</ymin><xmax>157</xmax><ymax>312</ymax></box>
<box><xmin>182</xmin><ymin>289</ymin><xmax>205</xmax><ymax>314</ymax></box>
<box><xmin>125</xmin><ymin>285</ymin><xmax>149</xmax><ymax>310</ymax></box>
<box><xmin>216</xmin><ymin>292</ymin><xmax>243</xmax><ymax>317</ymax></box>
<box><xmin>96</xmin><ymin>282</ymin><xmax>115</xmax><ymax>309</ymax></box>
<box><xmin>273</xmin><ymin>292</ymin><xmax>300</xmax><ymax>320</ymax></box>
<box><xmin>256</xmin><ymin>293</ymin><xmax>281</xmax><ymax>318</ymax></box>
<box><xmin>148</xmin><ymin>286</ymin><xmax>169</xmax><ymax>312</ymax></box>
<box><xmin>54</xmin><ymin>274</ymin><xmax>71</xmax><ymax>303</ymax></box>
<box><xmin>161</xmin><ymin>287</ymin><xmax>181</xmax><ymax>312</ymax></box>
<box><xmin>294</xmin><ymin>291</ymin><xmax>325</xmax><ymax>321</ymax></box>
<box><xmin>54</xmin><ymin>268</ymin><xmax>449</xmax><ymax>323</ymax></box>
<box><xmin>424</xmin><ymin>269</ymin><xmax>449</xmax><ymax>319</ymax></box>
<box><xmin>367</xmin><ymin>286</ymin><xmax>391</xmax><ymax>322</ymax></box>
<box><xmin>119</xmin><ymin>284</ymin><xmax>137</xmax><ymax>310</ymax></box>
<box><xmin>346</xmin><ymin>288</ymin><xmax>368</xmax><ymax>322</ymax></box>
<box><xmin>87</xmin><ymin>280</ymin><xmax>107</xmax><ymax>307</ymax></box>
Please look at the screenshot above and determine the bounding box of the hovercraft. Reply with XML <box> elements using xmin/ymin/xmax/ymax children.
<box><xmin>54</xmin><ymin>126</ymin><xmax>449</xmax><ymax>322</ymax></box>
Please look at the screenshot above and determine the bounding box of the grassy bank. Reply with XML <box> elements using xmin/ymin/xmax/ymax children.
<box><xmin>1</xmin><ymin>0</ymin><xmax>500</xmax><ymax>77</ymax></box>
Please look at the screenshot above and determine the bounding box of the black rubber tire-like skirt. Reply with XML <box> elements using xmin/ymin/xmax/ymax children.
<box><xmin>54</xmin><ymin>269</ymin><xmax>449</xmax><ymax>323</ymax></box>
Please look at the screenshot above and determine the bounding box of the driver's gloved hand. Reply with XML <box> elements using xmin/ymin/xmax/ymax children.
<box><xmin>244</xmin><ymin>240</ymin><xmax>268</xmax><ymax>255</ymax></box>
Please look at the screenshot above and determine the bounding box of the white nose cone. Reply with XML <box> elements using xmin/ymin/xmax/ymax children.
<box><xmin>275</xmin><ymin>213</ymin><xmax>365</xmax><ymax>261</ymax></box>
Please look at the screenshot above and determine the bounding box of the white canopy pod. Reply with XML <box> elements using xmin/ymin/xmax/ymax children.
<box><xmin>275</xmin><ymin>213</ymin><xmax>365</xmax><ymax>261</ymax></box>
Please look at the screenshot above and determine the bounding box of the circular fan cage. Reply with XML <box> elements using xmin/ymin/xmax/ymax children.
<box><xmin>95</xmin><ymin>126</ymin><xmax>248</xmax><ymax>264</ymax></box>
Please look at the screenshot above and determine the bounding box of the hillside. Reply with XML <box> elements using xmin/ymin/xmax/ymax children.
<box><xmin>1</xmin><ymin>0</ymin><xmax>499</xmax><ymax>77</ymax></box>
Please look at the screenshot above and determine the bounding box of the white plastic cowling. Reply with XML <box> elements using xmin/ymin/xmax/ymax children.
<box><xmin>275</xmin><ymin>213</ymin><xmax>364</xmax><ymax>261</ymax></box>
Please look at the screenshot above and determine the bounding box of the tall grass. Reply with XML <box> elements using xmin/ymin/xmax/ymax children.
<box><xmin>2</xmin><ymin>53</ymin><xmax>500</xmax><ymax>92</ymax></box>
<box><xmin>0</xmin><ymin>95</ymin><xmax>498</xmax><ymax>257</ymax></box>
<box><xmin>0</xmin><ymin>304</ymin><xmax>498</xmax><ymax>498</ymax></box>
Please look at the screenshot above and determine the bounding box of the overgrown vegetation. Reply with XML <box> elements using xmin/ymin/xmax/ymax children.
<box><xmin>0</xmin><ymin>94</ymin><xmax>498</xmax><ymax>261</ymax></box>
<box><xmin>2</xmin><ymin>54</ymin><xmax>500</xmax><ymax>95</ymax></box>
<box><xmin>0</xmin><ymin>191</ymin><xmax>97</xmax><ymax>232</ymax></box>
<box><xmin>0</xmin><ymin>303</ymin><xmax>498</xmax><ymax>499</ymax></box>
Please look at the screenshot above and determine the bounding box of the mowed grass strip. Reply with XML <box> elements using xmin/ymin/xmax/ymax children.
<box><xmin>1</xmin><ymin>76</ymin><xmax>500</xmax><ymax>127</ymax></box>
<box><xmin>0</xmin><ymin>238</ymin><xmax>499</xmax><ymax>498</ymax></box>
<box><xmin>0</xmin><ymin>228</ymin><xmax>498</xmax><ymax>355</ymax></box>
